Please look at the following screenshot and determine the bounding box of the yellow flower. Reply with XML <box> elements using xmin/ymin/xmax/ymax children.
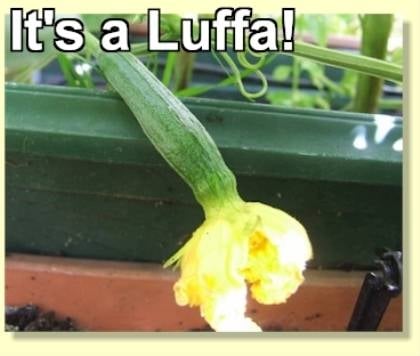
<box><xmin>165</xmin><ymin>201</ymin><xmax>313</xmax><ymax>332</ymax></box>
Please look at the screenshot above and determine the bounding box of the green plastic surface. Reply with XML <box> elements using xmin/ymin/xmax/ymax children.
<box><xmin>6</xmin><ymin>83</ymin><xmax>402</xmax><ymax>268</ymax></box>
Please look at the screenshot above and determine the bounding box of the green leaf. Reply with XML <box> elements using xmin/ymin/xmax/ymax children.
<box><xmin>273</xmin><ymin>66</ymin><xmax>291</xmax><ymax>81</ymax></box>
<box><xmin>266</xmin><ymin>90</ymin><xmax>293</xmax><ymax>107</ymax></box>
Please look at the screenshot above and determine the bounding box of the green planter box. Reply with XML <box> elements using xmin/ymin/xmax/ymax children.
<box><xmin>6</xmin><ymin>84</ymin><xmax>402</xmax><ymax>269</ymax></box>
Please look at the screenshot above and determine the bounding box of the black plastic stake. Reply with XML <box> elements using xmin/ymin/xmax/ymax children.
<box><xmin>347</xmin><ymin>250</ymin><xmax>402</xmax><ymax>331</ymax></box>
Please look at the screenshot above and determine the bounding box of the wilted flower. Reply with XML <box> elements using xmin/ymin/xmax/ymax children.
<box><xmin>165</xmin><ymin>201</ymin><xmax>312</xmax><ymax>332</ymax></box>
<box><xmin>83</xmin><ymin>34</ymin><xmax>313</xmax><ymax>332</ymax></box>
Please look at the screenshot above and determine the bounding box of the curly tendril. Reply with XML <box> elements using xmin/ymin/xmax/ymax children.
<box><xmin>215</xmin><ymin>50</ymin><xmax>268</xmax><ymax>100</ymax></box>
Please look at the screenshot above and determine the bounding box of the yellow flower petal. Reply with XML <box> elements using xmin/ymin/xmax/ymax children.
<box><xmin>173</xmin><ymin>215</ymin><xmax>252</xmax><ymax>329</ymax></box>
<box><xmin>166</xmin><ymin>201</ymin><xmax>312</xmax><ymax>331</ymax></box>
<box><xmin>242</xmin><ymin>202</ymin><xmax>312</xmax><ymax>304</ymax></box>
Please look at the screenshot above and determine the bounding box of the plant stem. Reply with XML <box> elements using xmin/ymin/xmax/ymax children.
<box><xmin>57</xmin><ymin>54</ymin><xmax>79</xmax><ymax>87</ymax></box>
<box><xmin>162</xmin><ymin>52</ymin><xmax>177</xmax><ymax>87</ymax></box>
<box><xmin>174</xmin><ymin>50</ymin><xmax>196</xmax><ymax>91</ymax></box>
<box><xmin>352</xmin><ymin>15</ymin><xmax>394</xmax><ymax>113</ymax></box>
<box><xmin>292</xmin><ymin>39</ymin><xmax>401</xmax><ymax>83</ymax></box>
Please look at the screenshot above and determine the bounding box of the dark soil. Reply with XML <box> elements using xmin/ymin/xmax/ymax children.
<box><xmin>5</xmin><ymin>305</ymin><xmax>287</xmax><ymax>332</ymax></box>
<box><xmin>5</xmin><ymin>304</ymin><xmax>79</xmax><ymax>331</ymax></box>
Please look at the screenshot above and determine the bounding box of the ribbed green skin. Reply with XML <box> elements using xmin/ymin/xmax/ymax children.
<box><xmin>84</xmin><ymin>32</ymin><xmax>240</xmax><ymax>215</ymax></box>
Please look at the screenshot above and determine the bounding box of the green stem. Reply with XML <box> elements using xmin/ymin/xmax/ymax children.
<box><xmin>162</xmin><ymin>52</ymin><xmax>177</xmax><ymax>87</ymax></box>
<box><xmin>292</xmin><ymin>40</ymin><xmax>401</xmax><ymax>83</ymax></box>
<box><xmin>352</xmin><ymin>15</ymin><xmax>394</xmax><ymax>113</ymax></box>
<box><xmin>175</xmin><ymin>67</ymin><xmax>254</xmax><ymax>97</ymax></box>
<box><xmin>57</xmin><ymin>54</ymin><xmax>79</xmax><ymax>87</ymax></box>
<box><xmin>291</xmin><ymin>57</ymin><xmax>300</xmax><ymax>105</ymax></box>
<box><xmin>378</xmin><ymin>98</ymin><xmax>402</xmax><ymax>111</ymax></box>
<box><xmin>174</xmin><ymin>50</ymin><xmax>196</xmax><ymax>91</ymax></box>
